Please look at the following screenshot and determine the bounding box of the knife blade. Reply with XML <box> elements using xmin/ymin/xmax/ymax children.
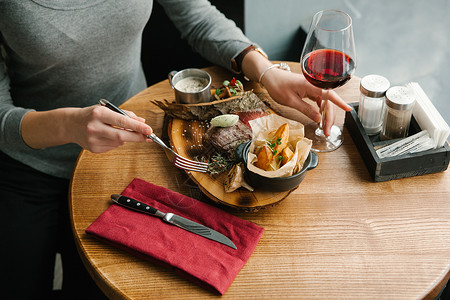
<box><xmin>110</xmin><ymin>194</ymin><xmax>237</xmax><ymax>250</ymax></box>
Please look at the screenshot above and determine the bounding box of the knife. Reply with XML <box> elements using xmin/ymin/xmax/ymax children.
<box><xmin>110</xmin><ymin>194</ymin><xmax>237</xmax><ymax>250</ymax></box>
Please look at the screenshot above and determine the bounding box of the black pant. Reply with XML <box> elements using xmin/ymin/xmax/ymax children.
<box><xmin>0</xmin><ymin>151</ymin><xmax>106</xmax><ymax>299</ymax></box>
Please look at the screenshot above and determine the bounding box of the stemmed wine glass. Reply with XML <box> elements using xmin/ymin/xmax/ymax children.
<box><xmin>300</xmin><ymin>9</ymin><xmax>356</xmax><ymax>152</ymax></box>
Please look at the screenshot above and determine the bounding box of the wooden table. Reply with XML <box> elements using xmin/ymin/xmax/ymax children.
<box><xmin>70</xmin><ymin>63</ymin><xmax>450</xmax><ymax>299</ymax></box>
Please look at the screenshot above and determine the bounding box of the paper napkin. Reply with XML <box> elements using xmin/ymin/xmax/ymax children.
<box><xmin>408</xmin><ymin>82</ymin><xmax>450</xmax><ymax>148</ymax></box>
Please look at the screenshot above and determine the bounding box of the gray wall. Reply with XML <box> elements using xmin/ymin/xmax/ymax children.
<box><xmin>244</xmin><ymin>0</ymin><xmax>450</xmax><ymax>125</ymax></box>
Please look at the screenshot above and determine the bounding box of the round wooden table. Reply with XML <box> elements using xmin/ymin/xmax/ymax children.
<box><xmin>70</xmin><ymin>63</ymin><xmax>450</xmax><ymax>299</ymax></box>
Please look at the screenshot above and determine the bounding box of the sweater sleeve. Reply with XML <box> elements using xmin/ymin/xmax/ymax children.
<box><xmin>156</xmin><ymin>0</ymin><xmax>254</xmax><ymax>71</ymax></box>
<box><xmin>0</xmin><ymin>39</ymin><xmax>35</xmax><ymax>151</ymax></box>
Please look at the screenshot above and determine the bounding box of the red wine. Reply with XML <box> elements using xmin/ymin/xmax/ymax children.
<box><xmin>302</xmin><ymin>49</ymin><xmax>355</xmax><ymax>89</ymax></box>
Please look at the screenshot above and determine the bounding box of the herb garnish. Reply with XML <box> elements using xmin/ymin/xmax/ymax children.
<box><xmin>197</xmin><ymin>152</ymin><xmax>235</xmax><ymax>175</ymax></box>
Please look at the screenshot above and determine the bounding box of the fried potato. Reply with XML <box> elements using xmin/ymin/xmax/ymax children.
<box><xmin>253</xmin><ymin>123</ymin><xmax>294</xmax><ymax>171</ymax></box>
<box><xmin>280</xmin><ymin>146</ymin><xmax>294</xmax><ymax>167</ymax></box>
<box><xmin>271</xmin><ymin>123</ymin><xmax>289</xmax><ymax>154</ymax></box>
<box><xmin>254</xmin><ymin>144</ymin><xmax>273</xmax><ymax>171</ymax></box>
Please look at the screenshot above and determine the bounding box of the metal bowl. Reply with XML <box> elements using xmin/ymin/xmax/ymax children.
<box><xmin>235</xmin><ymin>142</ymin><xmax>318</xmax><ymax>191</ymax></box>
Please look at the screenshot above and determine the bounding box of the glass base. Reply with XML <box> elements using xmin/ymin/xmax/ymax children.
<box><xmin>304</xmin><ymin>122</ymin><xmax>344</xmax><ymax>152</ymax></box>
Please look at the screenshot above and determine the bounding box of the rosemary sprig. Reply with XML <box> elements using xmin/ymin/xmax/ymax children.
<box><xmin>196</xmin><ymin>152</ymin><xmax>236</xmax><ymax>175</ymax></box>
<box><xmin>207</xmin><ymin>152</ymin><xmax>236</xmax><ymax>175</ymax></box>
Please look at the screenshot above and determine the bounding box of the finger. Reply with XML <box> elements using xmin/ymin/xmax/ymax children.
<box><xmin>284</xmin><ymin>94</ymin><xmax>321</xmax><ymax>123</ymax></box>
<box><xmin>94</xmin><ymin>124</ymin><xmax>150</xmax><ymax>144</ymax></box>
<box><xmin>86</xmin><ymin>140</ymin><xmax>124</xmax><ymax>153</ymax></box>
<box><xmin>135</xmin><ymin>116</ymin><xmax>146</xmax><ymax>123</ymax></box>
<box><xmin>122</xmin><ymin>110</ymin><xmax>146</xmax><ymax>123</ymax></box>
<box><xmin>321</xmin><ymin>101</ymin><xmax>336</xmax><ymax>136</ymax></box>
<box><xmin>326</xmin><ymin>90</ymin><xmax>353</xmax><ymax>112</ymax></box>
<box><xmin>99</xmin><ymin>108</ymin><xmax>153</xmax><ymax>136</ymax></box>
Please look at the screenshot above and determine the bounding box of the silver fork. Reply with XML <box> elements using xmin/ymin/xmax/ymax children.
<box><xmin>98</xmin><ymin>99</ymin><xmax>209</xmax><ymax>173</ymax></box>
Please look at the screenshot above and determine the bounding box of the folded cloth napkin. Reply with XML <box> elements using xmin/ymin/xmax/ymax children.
<box><xmin>86</xmin><ymin>178</ymin><xmax>264</xmax><ymax>295</ymax></box>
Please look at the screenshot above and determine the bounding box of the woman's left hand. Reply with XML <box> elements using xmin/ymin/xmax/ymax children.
<box><xmin>261</xmin><ymin>67</ymin><xmax>352</xmax><ymax>136</ymax></box>
<box><xmin>240</xmin><ymin>51</ymin><xmax>353</xmax><ymax>136</ymax></box>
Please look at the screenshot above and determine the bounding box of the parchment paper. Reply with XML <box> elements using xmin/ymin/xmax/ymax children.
<box><xmin>247</xmin><ymin>114</ymin><xmax>312</xmax><ymax>178</ymax></box>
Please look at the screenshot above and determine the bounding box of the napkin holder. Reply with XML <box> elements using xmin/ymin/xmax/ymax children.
<box><xmin>345</xmin><ymin>103</ymin><xmax>450</xmax><ymax>182</ymax></box>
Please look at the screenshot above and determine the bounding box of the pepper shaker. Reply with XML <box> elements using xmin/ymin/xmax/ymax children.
<box><xmin>380</xmin><ymin>86</ymin><xmax>416</xmax><ymax>140</ymax></box>
<box><xmin>358</xmin><ymin>75</ymin><xmax>390</xmax><ymax>135</ymax></box>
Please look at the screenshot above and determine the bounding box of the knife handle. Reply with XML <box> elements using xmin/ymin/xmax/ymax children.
<box><xmin>111</xmin><ymin>194</ymin><xmax>159</xmax><ymax>216</ymax></box>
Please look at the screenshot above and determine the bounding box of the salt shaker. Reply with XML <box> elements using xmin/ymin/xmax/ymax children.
<box><xmin>358</xmin><ymin>75</ymin><xmax>390</xmax><ymax>135</ymax></box>
<box><xmin>380</xmin><ymin>86</ymin><xmax>415</xmax><ymax>140</ymax></box>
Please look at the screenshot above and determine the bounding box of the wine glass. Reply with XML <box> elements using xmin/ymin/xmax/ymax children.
<box><xmin>300</xmin><ymin>9</ymin><xmax>356</xmax><ymax>152</ymax></box>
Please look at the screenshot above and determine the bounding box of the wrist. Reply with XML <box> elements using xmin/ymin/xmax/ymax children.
<box><xmin>240</xmin><ymin>50</ymin><xmax>272</xmax><ymax>83</ymax></box>
<box><xmin>57</xmin><ymin>107</ymin><xmax>79</xmax><ymax>145</ymax></box>
<box><xmin>258</xmin><ymin>63</ymin><xmax>291</xmax><ymax>88</ymax></box>
<box><xmin>231</xmin><ymin>45</ymin><xmax>268</xmax><ymax>75</ymax></box>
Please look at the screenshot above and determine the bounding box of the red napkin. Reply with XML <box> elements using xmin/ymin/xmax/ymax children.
<box><xmin>86</xmin><ymin>178</ymin><xmax>264</xmax><ymax>295</ymax></box>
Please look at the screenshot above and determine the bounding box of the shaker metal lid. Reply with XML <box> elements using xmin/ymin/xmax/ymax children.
<box><xmin>385</xmin><ymin>86</ymin><xmax>416</xmax><ymax>110</ymax></box>
<box><xmin>360</xmin><ymin>74</ymin><xmax>390</xmax><ymax>98</ymax></box>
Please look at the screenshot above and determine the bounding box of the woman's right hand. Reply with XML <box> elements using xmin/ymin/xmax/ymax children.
<box><xmin>69</xmin><ymin>105</ymin><xmax>153</xmax><ymax>153</ymax></box>
<box><xmin>21</xmin><ymin>104</ymin><xmax>153</xmax><ymax>153</ymax></box>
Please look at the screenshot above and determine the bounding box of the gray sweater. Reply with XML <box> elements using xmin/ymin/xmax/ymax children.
<box><xmin>0</xmin><ymin>0</ymin><xmax>252</xmax><ymax>179</ymax></box>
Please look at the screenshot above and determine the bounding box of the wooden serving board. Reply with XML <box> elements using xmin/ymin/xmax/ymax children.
<box><xmin>167</xmin><ymin>117</ymin><xmax>295</xmax><ymax>211</ymax></box>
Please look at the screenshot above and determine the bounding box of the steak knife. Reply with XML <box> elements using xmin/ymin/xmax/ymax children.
<box><xmin>111</xmin><ymin>194</ymin><xmax>237</xmax><ymax>250</ymax></box>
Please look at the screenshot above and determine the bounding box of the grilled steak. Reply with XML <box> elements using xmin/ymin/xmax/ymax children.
<box><xmin>203</xmin><ymin>120</ymin><xmax>252</xmax><ymax>155</ymax></box>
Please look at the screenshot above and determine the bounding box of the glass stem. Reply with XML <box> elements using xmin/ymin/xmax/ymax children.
<box><xmin>318</xmin><ymin>89</ymin><xmax>329</xmax><ymax>132</ymax></box>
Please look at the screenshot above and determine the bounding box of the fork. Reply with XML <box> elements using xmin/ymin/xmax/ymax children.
<box><xmin>98</xmin><ymin>99</ymin><xmax>209</xmax><ymax>173</ymax></box>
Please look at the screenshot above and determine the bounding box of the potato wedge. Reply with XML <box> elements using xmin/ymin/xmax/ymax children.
<box><xmin>254</xmin><ymin>144</ymin><xmax>273</xmax><ymax>171</ymax></box>
<box><xmin>271</xmin><ymin>123</ymin><xmax>289</xmax><ymax>155</ymax></box>
<box><xmin>279</xmin><ymin>146</ymin><xmax>294</xmax><ymax>167</ymax></box>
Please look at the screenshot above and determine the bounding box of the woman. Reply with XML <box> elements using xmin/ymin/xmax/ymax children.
<box><xmin>0</xmin><ymin>1</ymin><xmax>351</xmax><ymax>298</ymax></box>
